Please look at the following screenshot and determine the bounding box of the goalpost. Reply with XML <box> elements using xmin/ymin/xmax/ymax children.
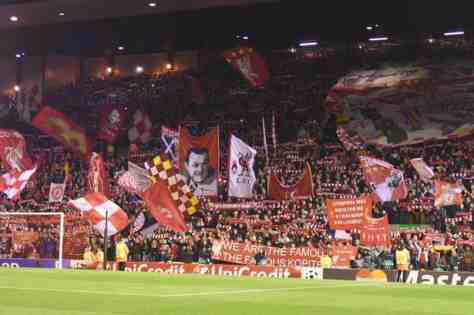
<box><xmin>0</xmin><ymin>212</ymin><xmax>65</xmax><ymax>269</ymax></box>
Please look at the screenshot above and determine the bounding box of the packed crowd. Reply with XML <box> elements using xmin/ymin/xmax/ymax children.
<box><xmin>1</xmin><ymin>53</ymin><xmax>474</xmax><ymax>271</ymax></box>
<box><xmin>1</xmin><ymin>122</ymin><xmax>474</xmax><ymax>271</ymax></box>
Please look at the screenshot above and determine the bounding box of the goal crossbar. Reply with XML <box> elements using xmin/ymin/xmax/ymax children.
<box><xmin>0</xmin><ymin>212</ymin><xmax>65</xmax><ymax>269</ymax></box>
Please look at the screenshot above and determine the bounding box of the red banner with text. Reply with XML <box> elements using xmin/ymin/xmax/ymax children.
<box><xmin>211</xmin><ymin>240</ymin><xmax>322</xmax><ymax>267</ymax></box>
<box><xmin>360</xmin><ymin>215</ymin><xmax>391</xmax><ymax>247</ymax></box>
<box><xmin>325</xmin><ymin>196</ymin><xmax>372</xmax><ymax>230</ymax></box>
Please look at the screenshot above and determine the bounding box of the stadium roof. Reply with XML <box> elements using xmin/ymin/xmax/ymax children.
<box><xmin>0</xmin><ymin>0</ymin><xmax>277</xmax><ymax>29</ymax></box>
<box><xmin>1</xmin><ymin>1</ymin><xmax>473</xmax><ymax>57</ymax></box>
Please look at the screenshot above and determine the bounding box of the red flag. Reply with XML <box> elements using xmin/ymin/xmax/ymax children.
<box><xmin>0</xmin><ymin>129</ymin><xmax>33</xmax><ymax>173</ymax></box>
<box><xmin>360</xmin><ymin>215</ymin><xmax>390</xmax><ymax>247</ymax></box>
<box><xmin>360</xmin><ymin>156</ymin><xmax>407</xmax><ymax>203</ymax></box>
<box><xmin>434</xmin><ymin>180</ymin><xmax>463</xmax><ymax>208</ymax></box>
<box><xmin>222</xmin><ymin>47</ymin><xmax>269</xmax><ymax>88</ymax></box>
<box><xmin>267</xmin><ymin>163</ymin><xmax>313</xmax><ymax>200</ymax></box>
<box><xmin>32</xmin><ymin>106</ymin><xmax>93</xmax><ymax>160</ymax></box>
<box><xmin>88</xmin><ymin>152</ymin><xmax>110</xmax><ymax>198</ymax></box>
<box><xmin>97</xmin><ymin>106</ymin><xmax>126</xmax><ymax>143</ymax></box>
<box><xmin>142</xmin><ymin>180</ymin><xmax>188</xmax><ymax>233</ymax></box>
<box><xmin>145</xmin><ymin>154</ymin><xmax>199</xmax><ymax>216</ymax></box>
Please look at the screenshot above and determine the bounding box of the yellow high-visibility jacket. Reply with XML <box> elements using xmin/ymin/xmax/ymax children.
<box><xmin>396</xmin><ymin>249</ymin><xmax>410</xmax><ymax>265</ymax></box>
<box><xmin>116</xmin><ymin>240</ymin><xmax>129</xmax><ymax>262</ymax></box>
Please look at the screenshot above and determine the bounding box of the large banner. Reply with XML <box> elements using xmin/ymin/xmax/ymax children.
<box><xmin>211</xmin><ymin>240</ymin><xmax>322</xmax><ymax>267</ymax></box>
<box><xmin>360</xmin><ymin>156</ymin><xmax>407</xmax><ymax>203</ymax></box>
<box><xmin>410</xmin><ymin>158</ymin><xmax>435</xmax><ymax>182</ymax></box>
<box><xmin>32</xmin><ymin>106</ymin><xmax>93</xmax><ymax>159</ymax></box>
<box><xmin>97</xmin><ymin>106</ymin><xmax>126</xmax><ymax>143</ymax></box>
<box><xmin>360</xmin><ymin>215</ymin><xmax>391</xmax><ymax>247</ymax></box>
<box><xmin>228</xmin><ymin>134</ymin><xmax>256</xmax><ymax>198</ymax></box>
<box><xmin>326</xmin><ymin>59</ymin><xmax>474</xmax><ymax>146</ymax></box>
<box><xmin>222</xmin><ymin>47</ymin><xmax>269</xmax><ymax>88</ymax></box>
<box><xmin>0</xmin><ymin>129</ymin><xmax>34</xmax><ymax>173</ymax></box>
<box><xmin>434</xmin><ymin>180</ymin><xmax>463</xmax><ymax>208</ymax></box>
<box><xmin>178</xmin><ymin>127</ymin><xmax>219</xmax><ymax>197</ymax></box>
<box><xmin>325</xmin><ymin>196</ymin><xmax>372</xmax><ymax>230</ymax></box>
<box><xmin>267</xmin><ymin>163</ymin><xmax>313</xmax><ymax>200</ymax></box>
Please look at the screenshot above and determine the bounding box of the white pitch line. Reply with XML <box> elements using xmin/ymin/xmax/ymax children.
<box><xmin>0</xmin><ymin>282</ymin><xmax>381</xmax><ymax>298</ymax></box>
<box><xmin>0</xmin><ymin>286</ymin><xmax>159</xmax><ymax>298</ymax></box>
<box><xmin>159</xmin><ymin>282</ymin><xmax>381</xmax><ymax>297</ymax></box>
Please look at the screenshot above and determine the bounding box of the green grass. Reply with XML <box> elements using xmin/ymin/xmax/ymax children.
<box><xmin>0</xmin><ymin>268</ymin><xmax>473</xmax><ymax>315</ymax></box>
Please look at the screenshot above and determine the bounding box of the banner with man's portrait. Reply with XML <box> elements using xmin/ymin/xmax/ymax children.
<box><xmin>178</xmin><ymin>127</ymin><xmax>219</xmax><ymax>197</ymax></box>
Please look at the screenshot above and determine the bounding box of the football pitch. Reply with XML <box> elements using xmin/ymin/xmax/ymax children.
<box><xmin>0</xmin><ymin>268</ymin><xmax>473</xmax><ymax>315</ymax></box>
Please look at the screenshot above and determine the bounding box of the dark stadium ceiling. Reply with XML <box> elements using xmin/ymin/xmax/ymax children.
<box><xmin>0</xmin><ymin>1</ymin><xmax>473</xmax><ymax>57</ymax></box>
<box><xmin>0</xmin><ymin>0</ymin><xmax>277</xmax><ymax>29</ymax></box>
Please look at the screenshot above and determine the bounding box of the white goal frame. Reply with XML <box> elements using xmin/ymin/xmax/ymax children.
<box><xmin>0</xmin><ymin>212</ymin><xmax>65</xmax><ymax>269</ymax></box>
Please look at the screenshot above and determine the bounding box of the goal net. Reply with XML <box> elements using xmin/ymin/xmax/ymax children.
<box><xmin>0</xmin><ymin>212</ymin><xmax>65</xmax><ymax>269</ymax></box>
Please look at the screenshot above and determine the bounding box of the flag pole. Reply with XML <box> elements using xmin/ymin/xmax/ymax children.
<box><xmin>262</xmin><ymin>116</ymin><xmax>268</xmax><ymax>164</ymax></box>
<box><xmin>102</xmin><ymin>210</ymin><xmax>108</xmax><ymax>271</ymax></box>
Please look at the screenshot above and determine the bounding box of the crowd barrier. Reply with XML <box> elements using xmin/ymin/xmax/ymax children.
<box><xmin>2</xmin><ymin>259</ymin><xmax>474</xmax><ymax>286</ymax></box>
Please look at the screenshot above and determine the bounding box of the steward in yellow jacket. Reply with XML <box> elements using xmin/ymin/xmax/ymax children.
<box><xmin>115</xmin><ymin>235</ymin><xmax>129</xmax><ymax>271</ymax></box>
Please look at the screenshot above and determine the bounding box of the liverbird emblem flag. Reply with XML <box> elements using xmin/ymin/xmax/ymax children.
<box><xmin>228</xmin><ymin>135</ymin><xmax>256</xmax><ymax>198</ymax></box>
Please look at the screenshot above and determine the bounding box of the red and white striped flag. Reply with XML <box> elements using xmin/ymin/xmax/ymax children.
<box><xmin>0</xmin><ymin>166</ymin><xmax>37</xmax><ymax>200</ymax></box>
<box><xmin>69</xmin><ymin>192</ymin><xmax>129</xmax><ymax>236</ymax></box>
